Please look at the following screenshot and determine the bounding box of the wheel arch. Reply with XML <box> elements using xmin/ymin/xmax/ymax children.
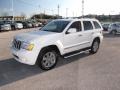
<box><xmin>40</xmin><ymin>45</ymin><xmax>61</xmax><ymax>55</ymax></box>
<box><xmin>93</xmin><ymin>37</ymin><xmax>100</xmax><ymax>43</ymax></box>
<box><xmin>36</xmin><ymin>45</ymin><xmax>61</xmax><ymax>65</ymax></box>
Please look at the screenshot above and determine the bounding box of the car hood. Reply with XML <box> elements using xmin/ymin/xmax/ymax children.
<box><xmin>15</xmin><ymin>30</ymin><xmax>57</xmax><ymax>42</ymax></box>
<box><xmin>16</xmin><ymin>23</ymin><xmax>22</xmax><ymax>26</ymax></box>
<box><xmin>1</xmin><ymin>24</ymin><xmax>10</xmax><ymax>27</ymax></box>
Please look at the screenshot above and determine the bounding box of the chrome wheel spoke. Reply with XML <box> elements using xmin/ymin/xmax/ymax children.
<box><xmin>42</xmin><ymin>52</ymin><xmax>56</xmax><ymax>68</ymax></box>
<box><xmin>93</xmin><ymin>42</ymin><xmax>98</xmax><ymax>52</ymax></box>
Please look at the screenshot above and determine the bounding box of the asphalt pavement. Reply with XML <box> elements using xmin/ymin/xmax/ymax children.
<box><xmin>0</xmin><ymin>29</ymin><xmax>120</xmax><ymax>90</ymax></box>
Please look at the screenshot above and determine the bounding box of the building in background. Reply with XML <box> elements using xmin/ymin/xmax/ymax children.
<box><xmin>0</xmin><ymin>16</ymin><xmax>26</xmax><ymax>21</ymax></box>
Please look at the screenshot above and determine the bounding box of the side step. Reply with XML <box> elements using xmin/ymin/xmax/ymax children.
<box><xmin>64</xmin><ymin>49</ymin><xmax>90</xmax><ymax>59</ymax></box>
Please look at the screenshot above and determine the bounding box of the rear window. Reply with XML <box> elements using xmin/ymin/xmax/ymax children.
<box><xmin>83</xmin><ymin>21</ymin><xmax>93</xmax><ymax>31</ymax></box>
<box><xmin>93</xmin><ymin>21</ymin><xmax>101</xmax><ymax>29</ymax></box>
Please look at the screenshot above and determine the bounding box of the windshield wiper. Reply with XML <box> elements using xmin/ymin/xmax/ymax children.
<box><xmin>43</xmin><ymin>30</ymin><xmax>51</xmax><ymax>32</ymax></box>
<box><xmin>43</xmin><ymin>30</ymin><xmax>58</xmax><ymax>32</ymax></box>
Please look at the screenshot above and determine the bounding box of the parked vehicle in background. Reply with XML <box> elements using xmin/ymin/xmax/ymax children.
<box><xmin>14</xmin><ymin>22</ymin><xmax>23</xmax><ymax>30</ymax></box>
<box><xmin>16</xmin><ymin>21</ymin><xmax>32</xmax><ymax>28</ymax></box>
<box><xmin>4</xmin><ymin>21</ymin><xmax>23</xmax><ymax>30</ymax></box>
<box><xmin>42</xmin><ymin>20</ymin><xmax>49</xmax><ymax>26</ymax></box>
<box><xmin>102</xmin><ymin>23</ymin><xmax>110</xmax><ymax>31</ymax></box>
<box><xmin>0</xmin><ymin>21</ymin><xmax>11</xmax><ymax>31</ymax></box>
<box><xmin>10</xmin><ymin>18</ymin><xmax>103</xmax><ymax>70</ymax></box>
<box><xmin>31</xmin><ymin>21</ymin><xmax>39</xmax><ymax>27</ymax></box>
<box><xmin>38</xmin><ymin>22</ymin><xmax>43</xmax><ymax>27</ymax></box>
<box><xmin>0</xmin><ymin>21</ymin><xmax>3</xmax><ymax>31</ymax></box>
<box><xmin>108</xmin><ymin>23</ymin><xmax>120</xmax><ymax>35</ymax></box>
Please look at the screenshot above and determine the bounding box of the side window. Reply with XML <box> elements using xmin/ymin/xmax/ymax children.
<box><xmin>83</xmin><ymin>21</ymin><xmax>93</xmax><ymax>31</ymax></box>
<box><xmin>69</xmin><ymin>21</ymin><xmax>81</xmax><ymax>32</ymax></box>
<box><xmin>93</xmin><ymin>21</ymin><xmax>101</xmax><ymax>29</ymax></box>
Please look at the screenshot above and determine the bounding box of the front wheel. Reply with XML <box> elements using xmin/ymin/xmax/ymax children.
<box><xmin>90</xmin><ymin>39</ymin><xmax>100</xmax><ymax>54</ymax></box>
<box><xmin>37</xmin><ymin>49</ymin><xmax>58</xmax><ymax>70</ymax></box>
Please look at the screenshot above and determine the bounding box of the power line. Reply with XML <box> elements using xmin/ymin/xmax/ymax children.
<box><xmin>18</xmin><ymin>0</ymin><xmax>37</xmax><ymax>7</ymax></box>
<box><xmin>11</xmin><ymin>0</ymin><xmax>58</xmax><ymax>16</ymax></box>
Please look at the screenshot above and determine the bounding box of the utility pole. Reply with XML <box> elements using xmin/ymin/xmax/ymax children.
<box><xmin>58</xmin><ymin>5</ymin><xmax>59</xmax><ymax>17</ymax></box>
<box><xmin>66</xmin><ymin>8</ymin><xmax>68</xmax><ymax>18</ymax></box>
<box><xmin>44</xmin><ymin>9</ymin><xmax>46</xmax><ymax>15</ymax></box>
<box><xmin>76</xmin><ymin>12</ymin><xmax>77</xmax><ymax>17</ymax></box>
<box><xmin>73</xmin><ymin>12</ymin><xmax>74</xmax><ymax>18</ymax></box>
<box><xmin>51</xmin><ymin>9</ymin><xmax>54</xmax><ymax>19</ymax></box>
<box><xmin>39</xmin><ymin>5</ymin><xmax>42</xmax><ymax>21</ymax></box>
<box><xmin>11</xmin><ymin>0</ymin><xmax>14</xmax><ymax>22</ymax></box>
<box><xmin>82</xmin><ymin>0</ymin><xmax>84</xmax><ymax>18</ymax></box>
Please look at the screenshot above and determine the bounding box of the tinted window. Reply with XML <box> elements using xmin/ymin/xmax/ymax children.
<box><xmin>83</xmin><ymin>21</ymin><xmax>93</xmax><ymax>31</ymax></box>
<box><xmin>113</xmin><ymin>24</ymin><xmax>120</xmax><ymax>27</ymax></box>
<box><xmin>93</xmin><ymin>21</ymin><xmax>101</xmax><ymax>29</ymax></box>
<box><xmin>69</xmin><ymin>21</ymin><xmax>81</xmax><ymax>32</ymax></box>
<box><xmin>41</xmin><ymin>20</ymin><xmax>70</xmax><ymax>33</ymax></box>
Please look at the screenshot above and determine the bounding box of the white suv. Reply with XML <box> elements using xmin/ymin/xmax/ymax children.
<box><xmin>10</xmin><ymin>18</ymin><xmax>103</xmax><ymax>70</ymax></box>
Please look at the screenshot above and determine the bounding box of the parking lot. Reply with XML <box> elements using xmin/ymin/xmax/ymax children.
<box><xmin>0</xmin><ymin>28</ymin><xmax>120</xmax><ymax>90</ymax></box>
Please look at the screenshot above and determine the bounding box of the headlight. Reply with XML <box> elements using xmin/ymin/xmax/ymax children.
<box><xmin>21</xmin><ymin>42</ymin><xmax>34</xmax><ymax>51</ymax></box>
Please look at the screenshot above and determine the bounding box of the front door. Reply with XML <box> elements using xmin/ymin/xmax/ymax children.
<box><xmin>63</xmin><ymin>21</ymin><xmax>84</xmax><ymax>53</ymax></box>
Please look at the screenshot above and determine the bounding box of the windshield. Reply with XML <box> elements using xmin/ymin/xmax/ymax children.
<box><xmin>41</xmin><ymin>20</ymin><xmax>70</xmax><ymax>33</ymax></box>
<box><xmin>4</xmin><ymin>21</ymin><xmax>13</xmax><ymax>24</ymax></box>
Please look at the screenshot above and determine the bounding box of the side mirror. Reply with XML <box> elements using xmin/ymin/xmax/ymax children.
<box><xmin>67</xmin><ymin>28</ymin><xmax>77</xmax><ymax>34</ymax></box>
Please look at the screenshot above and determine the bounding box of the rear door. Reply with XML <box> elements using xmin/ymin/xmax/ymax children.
<box><xmin>81</xmin><ymin>20</ymin><xmax>94</xmax><ymax>48</ymax></box>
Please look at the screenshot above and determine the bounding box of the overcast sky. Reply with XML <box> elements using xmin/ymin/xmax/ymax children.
<box><xmin>0</xmin><ymin>0</ymin><xmax>120</xmax><ymax>17</ymax></box>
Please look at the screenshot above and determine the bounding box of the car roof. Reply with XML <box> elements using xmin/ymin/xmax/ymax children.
<box><xmin>54</xmin><ymin>18</ymin><xmax>99</xmax><ymax>22</ymax></box>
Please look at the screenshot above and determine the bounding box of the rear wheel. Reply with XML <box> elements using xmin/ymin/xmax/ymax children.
<box><xmin>37</xmin><ymin>48</ymin><xmax>58</xmax><ymax>70</ymax></box>
<box><xmin>111</xmin><ymin>30</ymin><xmax>117</xmax><ymax>35</ymax></box>
<box><xmin>90</xmin><ymin>39</ymin><xmax>100</xmax><ymax>54</ymax></box>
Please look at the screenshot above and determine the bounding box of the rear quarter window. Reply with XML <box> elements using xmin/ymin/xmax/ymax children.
<box><xmin>83</xmin><ymin>21</ymin><xmax>93</xmax><ymax>31</ymax></box>
<box><xmin>93</xmin><ymin>21</ymin><xmax>101</xmax><ymax>29</ymax></box>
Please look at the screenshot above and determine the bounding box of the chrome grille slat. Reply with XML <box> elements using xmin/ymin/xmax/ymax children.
<box><xmin>13</xmin><ymin>39</ymin><xmax>22</xmax><ymax>50</ymax></box>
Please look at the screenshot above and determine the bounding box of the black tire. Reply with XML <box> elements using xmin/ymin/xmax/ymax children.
<box><xmin>37</xmin><ymin>48</ymin><xmax>58</xmax><ymax>70</ymax></box>
<box><xmin>90</xmin><ymin>39</ymin><xmax>100</xmax><ymax>54</ymax></box>
<box><xmin>111</xmin><ymin>30</ymin><xmax>117</xmax><ymax>35</ymax></box>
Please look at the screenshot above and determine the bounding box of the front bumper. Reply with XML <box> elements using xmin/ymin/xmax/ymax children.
<box><xmin>1</xmin><ymin>27</ymin><xmax>11</xmax><ymax>31</ymax></box>
<box><xmin>10</xmin><ymin>47</ymin><xmax>38</xmax><ymax>65</ymax></box>
<box><xmin>16</xmin><ymin>26</ymin><xmax>23</xmax><ymax>29</ymax></box>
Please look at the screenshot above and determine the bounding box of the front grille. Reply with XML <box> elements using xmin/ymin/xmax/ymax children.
<box><xmin>12</xmin><ymin>39</ymin><xmax>22</xmax><ymax>50</ymax></box>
